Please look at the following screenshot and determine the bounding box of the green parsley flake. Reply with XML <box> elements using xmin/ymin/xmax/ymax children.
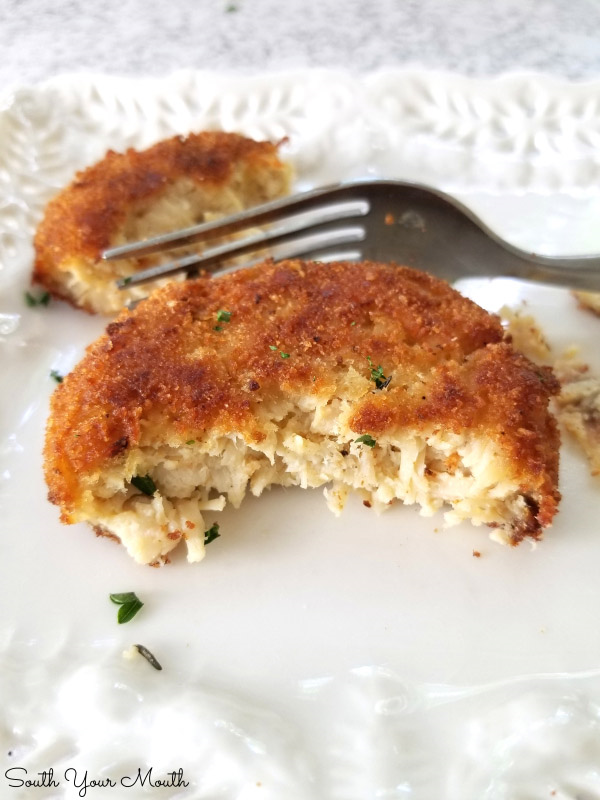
<box><xmin>186</xmin><ymin>439</ymin><xmax>195</xmax><ymax>445</ymax></box>
<box><xmin>270</xmin><ymin>345</ymin><xmax>290</xmax><ymax>358</ymax></box>
<box><xmin>355</xmin><ymin>434</ymin><xmax>377</xmax><ymax>448</ymax></box>
<box><xmin>204</xmin><ymin>522</ymin><xmax>220</xmax><ymax>545</ymax></box>
<box><xmin>122</xmin><ymin>276</ymin><xmax>133</xmax><ymax>286</ymax></box>
<box><xmin>25</xmin><ymin>290</ymin><xmax>51</xmax><ymax>307</ymax></box>
<box><xmin>214</xmin><ymin>325</ymin><xmax>223</xmax><ymax>331</ymax></box>
<box><xmin>216</xmin><ymin>309</ymin><xmax>232</xmax><ymax>323</ymax></box>
<box><xmin>350</xmin><ymin>321</ymin><xmax>356</xmax><ymax>326</ymax></box>
<box><xmin>110</xmin><ymin>592</ymin><xmax>144</xmax><ymax>624</ymax></box>
<box><xmin>367</xmin><ymin>356</ymin><xmax>390</xmax><ymax>389</ymax></box>
<box><xmin>50</xmin><ymin>370</ymin><xmax>63</xmax><ymax>383</ymax></box>
<box><xmin>131</xmin><ymin>474</ymin><xmax>157</xmax><ymax>496</ymax></box>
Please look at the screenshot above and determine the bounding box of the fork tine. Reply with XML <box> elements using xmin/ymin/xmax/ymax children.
<box><xmin>106</xmin><ymin>176</ymin><xmax>600</xmax><ymax>295</ymax></box>
<box><xmin>279</xmin><ymin>246</ymin><xmax>364</xmax><ymax>263</ymax></box>
<box><xmin>104</xmin><ymin>183</ymin><xmax>365</xmax><ymax>261</ymax></box>
<box><xmin>268</xmin><ymin>233</ymin><xmax>366</xmax><ymax>264</ymax></box>
<box><xmin>115</xmin><ymin>213</ymin><xmax>366</xmax><ymax>289</ymax></box>
<box><xmin>117</xmin><ymin>225</ymin><xmax>366</xmax><ymax>288</ymax></box>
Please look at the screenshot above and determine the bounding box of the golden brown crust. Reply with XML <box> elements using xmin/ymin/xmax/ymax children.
<box><xmin>45</xmin><ymin>259</ymin><xmax>560</xmax><ymax>535</ymax></box>
<box><xmin>32</xmin><ymin>131</ymin><xmax>290</xmax><ymax>309</ymax></box>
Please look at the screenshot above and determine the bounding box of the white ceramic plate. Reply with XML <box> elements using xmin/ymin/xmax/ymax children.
<box><xmin>1</xmin><ymin>71</ymin><xmax>600</xmax><ymax>799</ymax></box>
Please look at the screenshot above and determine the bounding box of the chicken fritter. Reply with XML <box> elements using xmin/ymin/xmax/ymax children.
<box><xmin>44</xmin><ymin>259</ymin><xmax>561</xmax><ymax>565</ymax></box>
<box><xmin>33</xmin><ymin>131</ymin><xmax>291</xmax><ymax>314</ymax></box>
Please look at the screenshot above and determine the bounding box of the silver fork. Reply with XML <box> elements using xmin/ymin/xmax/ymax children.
<box><xmin>104</xmin><ymin>180</ymin><xmax>600</xmax><ymax>291</ymax></box>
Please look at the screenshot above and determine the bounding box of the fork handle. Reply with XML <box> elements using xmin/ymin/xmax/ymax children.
<box><xmin>361</xmin><ymin>182</ymin><xmax>600</xmax><ymax>292</ymax></box>
<box><xmin>496</xmin><ymin>256</ymin><xmax>600</xmax><ymax>291</ymax></box>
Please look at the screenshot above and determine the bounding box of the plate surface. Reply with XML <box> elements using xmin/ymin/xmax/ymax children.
<box><xmin>1</xmin><ymin>71</ymin><xmax>600</xmax><ymax>799</ymax></box>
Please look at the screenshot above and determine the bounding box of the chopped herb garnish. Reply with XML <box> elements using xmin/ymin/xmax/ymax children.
<box><xmin>25</xmin><ymin>290</ymin><xmax>50</xmax><ymax>307</ymax></box>
<box><xmin>50</xmin><ymin>370</ymin><xmax>63</xmax><ymax>383</ymax></box>
<box><xmin>367</xmin><ymin>356</ymin><xmax>391</xmax><ymax>389</ymax></box>
<box><xmin>186</xmin><ymin>439</ymin><xmax>195</xmax><ymax>445</ymax></box>
<box><xmin>214</xmin><ymin>325</ymin><xmax>223</xmax><ymax>331</ymax></box>
<box><xmin>371</xmin><ymin>364</ymin><xmax>385</xmax><ymax>384</ymax></box>
<box><xmin>134</xmin><ymin>643</ymin><xmax>162</xmax><ymax>670</ymax></box>
<box><xmin>110</xmin><ymin>592</ymin><xmax>144</xmax><ymax>624</ymax></box>
<box><xmin>216</xmin><ymin>309</ymin><xmax>232</xmax><ymax>323</ymax></box>
<box><xmin>225</xmin><ymin>3</ymin><xmax>238</xmax><ymax>10</ymax></box>
<box><xmin>355</xmin><ymin>434</ymin><xmax>377</xmax><ymax>448</ymax></box>
<box><xmin>117</xmin><ymin>600</ymin><xmax>143</xmax><ymax>624</ymax></box>
<box><xmin>122</xmin><ymin>276</ymin><xmax>133</xmax><ymax>286</ymax></box>
<box><xmin>351</xmin><ymin>321</ymin><xmax>356</xmax><ymax>326</ymax></box>
<box><xmin>110</xmin><ymin>591</ymin><xmax>139</xmax><ymax>604</ymax></box>
<box><xmin>131</xmin><ymin>474</ymin><xmax>156</xmax><ymax>496</ymax></box>
<box><xmin>269</xmin><ymin>345</ymin><xmax>290</xmax><ymax>358</ymax></box>
<box><xmin>204</xmin><ymin>522</ymin><xmax>220</xmax><ymax>545</ymax></box>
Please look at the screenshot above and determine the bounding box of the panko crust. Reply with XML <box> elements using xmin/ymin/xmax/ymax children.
<box><xmin>45</xmin><ymin>259</ymin><xmax>560</xmax><ymax>536</ymax></box>
<box><xmin>32</xmin><ymin>131</ymin><xmax>290</xmax><ymax>310</ymax></box>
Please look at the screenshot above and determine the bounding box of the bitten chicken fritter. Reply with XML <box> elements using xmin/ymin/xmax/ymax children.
<box><xmin>44</xmin><ymin>259</ymin><xmax>561</xmax><ymax>565</ymax></box>
<box><xmin>33</xmin><ymin>131</ymin><xmax>291</xmax><ymax>314</ymax></box>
